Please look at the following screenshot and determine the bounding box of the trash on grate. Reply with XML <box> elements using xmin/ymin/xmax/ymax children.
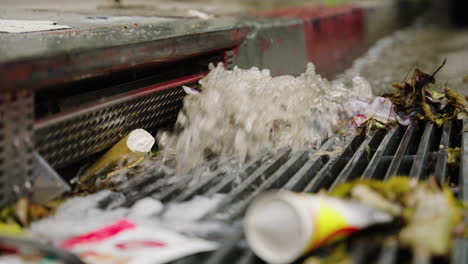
<box><xmin>343</xmin><ymin>96</ymin><xmax>406</xmax><ymax>133</ymax></box>
<box><xmin>157</xmin><ymin>63</ymin><xmax>373</xmax><ymax>174</ymax></box>
<box><xmin>300</xmin><ymin>176</ymin><xmax>468</xmax><ymax>263</ymax></box>
<box><xmin>347</xmin><ymin>60</ymin><xmax>468</xmax><ymax>134</ymax></box>
<box><xmin>60</xmin><ymin>219</ymin><xmax>218</xmax><ymax>264</ymax></box>
<box><xmin>0</xmin><ymin>197</ymin><xmax>62</xmax><ymax>228</ymax></box>
<box><xmin>244</xmin><ymin>190</ymin><xmax>393</xmax><ymax>264</ymax></box>
<box><xmin>76</xmin><ymin>129</ymin><xmax>155</xmax><ymax>188</ymax></box>
<box><xmin>241</xmin><ymin>176</ymin><xmax>467</xmax><ymax>264</ymax></box>
<box><xmin>182</xmin><ymin>85</ymin><xmax>201</xmax><ymax>95</ymax></box>
<box><xmin>446</xmin><ymin>147</ymin><xmax>462</xmax><ymax>167</ymax></box>
<box><xmin>0</xmin><ymin>235</ymin><xmax>83</xmax><ymax>264</ymax></box>
<box><xmin>26</xmin><ymin>190</ymin><xmax>229</xmax><ymax>263</ymax></box>
<box><xmin>0</xmin><ymin>222</ymin><xmax>24</xmax><ymax>237</ymax></box>
<box><xmin>310</xmin><ymin>148</ymin><xmax>344</xmax><ymax>157</ymax></box>
<box><xmin>387</xmin><ymin>59</ymin><xmax>468</xmax><ymax>126</ymax></box>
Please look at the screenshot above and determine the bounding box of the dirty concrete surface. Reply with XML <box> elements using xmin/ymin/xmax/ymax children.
<box><xmin>0</xmin><ymin>0</ymin><xmax>387</xmax><ymax>64</ymax></box>
<box><xmin>341</xmin><ymin>25</ymin><xmax>468</xmax><ymax>97</ymax></box>
<box><xmin>2</xmin><ymin>0</ymin><xmax>468</xmax><ymax>95</ymax></box>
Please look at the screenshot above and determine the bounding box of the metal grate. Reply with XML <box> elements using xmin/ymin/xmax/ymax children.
<box><xmin>34</xmin><ymin>76</ymin><xmax>200</xmax><ymax>169</ymax></box>
<box><xmin>103</xmin><ymin>119</ymin><xmax>467</xmax><ymax>264</ymax></box>
<box><xmin>0</xmin><ymin>88</ymin><xmax>34</xmax><ymax>207</ymax></box>
<box><xmin>223</xmin><ymin>50</ymin><xmax>236</xmax><ymax>70</ymax></box>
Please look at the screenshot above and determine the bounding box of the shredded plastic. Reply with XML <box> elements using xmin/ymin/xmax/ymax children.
<box><xmin>158</xmin><ymin>63</ymin><xmax>373</xmax><ymax>173</ymax></box>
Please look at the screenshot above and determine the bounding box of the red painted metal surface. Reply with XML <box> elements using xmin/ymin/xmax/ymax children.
<box><xmin>0</xmin><ymin>28</ymin><xmax>248</xmax><ymax>92</ymax></box>
<box><xmin>258</xmin><ymin>5</ymin><xmax>365</xmax><ymax>77</ymax></box>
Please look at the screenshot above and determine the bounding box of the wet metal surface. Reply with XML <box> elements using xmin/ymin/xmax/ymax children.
<box><xmin>0</xmin><ymin>17</ymin><xmax>249</xmax><ymax>64</ymax></box>
<box><xmin>106</xmin><ymin>119</ymin><xmax>466</xmax><ymax>264</ymax></box>
<box><xmin>0</xmin><ymin>19</ymin><xmax>249</xmax><ymax>91</ymax></box>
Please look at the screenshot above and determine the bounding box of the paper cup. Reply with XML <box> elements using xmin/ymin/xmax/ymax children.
<box><xmin>78</xmin><ymin>129</ymin><xmax>155</xmax><ymax>183</ymax></box>
<box><xmin>245</xmin><ymin>190</ymin><xmax>392</xmax><ymax>264</ymax></box>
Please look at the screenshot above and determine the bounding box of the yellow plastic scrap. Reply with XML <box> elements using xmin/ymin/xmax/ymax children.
<box><xmin>311</xmin><ymin>175</ymin><xmax>466</xmax><ymax>262</ymax></box>
<box><xmin>0</xmin><ymin>222</ymin><xmax>24</xmax><ymax>237</ymax></box>
<box><xmin>447</xmin><ymin>147</ymin><xmax>461</xmax><ymax>167</ymax></box>
<box><xmin>310</xmin><ymin>148</ymin><xmax>343</xmax><ymax>158</ymax></box>
<box><xmin>435</xmin><ymin>118</ymin><xmax>445</xmax><ymax>126</ymax></box>
<box><xmin>329</xmin><ymin>176</ymin><xmax>413</xmax><ymax>203</ymax></box>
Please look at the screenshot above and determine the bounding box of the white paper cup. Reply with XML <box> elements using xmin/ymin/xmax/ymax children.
<box><xmin>245</xmin><ymin>190</ymin><xmax>392</xmax><ymax>264</ymax></box>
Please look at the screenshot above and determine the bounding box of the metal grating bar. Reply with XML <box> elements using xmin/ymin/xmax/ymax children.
<box><xmin>223</xmin><ymin>150</ymin><xmax>310</xmax><ymax>219</ymax></box>
<box><xmin>204</xmin><ymin>232</ymin><xmax>245</xmax><ymax>264</ymax></box>
<box><xmin>154</xmin><ymin>175</ymin><xmax>195</xmax><ymax>202</ymax></box>
<box><xmin>202</xmin><ymin>148</ymin><xmax>291</xmax><ymax>220</ymax></box>
<box><xmin>121</xmin><ymin>175</ymin><xmax>192</xmax><ymax>207</ymax></box>
<box><xmin>183</xmin><ymin>120</ymin><xmax>466</xmax><ymax>264</ymax></box>
<box><xmin>457</xmin><ymin>118</ymin><xmax>468</xmax><ymax>264</ymax></box>
<box><xmin>409</xmin><ymin>122</ymin><xmax>436</xmax><ymax>179</ymax></box>
<box><xmin>235</xmin><ymin>251</ymin><xmax>258</xmax><ymax>264</ymax></box>
<box><xmin>204</xmin><ymin>154</ymin><xmax>270</xmax><ymax>196</ymax></box>
<box><xmin>452</xmin><ymin>238</ymin><xmax>468</xmax><ymax>264</ymax></box>
<box><xmin>361</xmin><ymin>127</ymin><xmax>400</xmax><ymax>179</ymax></box>
<box><xmin>384</xmin><ymin>122</ymin><xmax>419</xmax><ymax>179</ymax></box>
<box><xmin>349</xmin><ymin>239</ymin><xmax>383</xmax><ymax>264</ymax></box>
<box><xmin>120</xmin><ymin>172</ymin><xmax>168</xmax><ymax>202</ymax></box>
<box><xmin>303</xmin><ymin>132</ymin><xmax>365</xmax><ymax>192</ymax></box>
<box><xmin>120</xmin><ymin>120</ymin><xmax>466</xmax><ymax>264</ymax></box>
<box><xmin>434</xmin><ymin>121</ymin><xmax>453</xmax><ymax>183</ymax></box>
<box><xmin>375</xmin><ymin>245</ymin><xmax>398</xmax><ymax>264</ymax></box>
<box><xmin>172</xmin><ymin>168</ymin><xmax>227</xmax><ymax>202</ymax></box>
<box><xmin>121</xmin><ymin>170</ymin><xmax>167</xmax><ymax>195</ymax></box>
<box><xmin>330</xmin><ymin>131</ymin><xmax>385</xmax><ymax>189</ymax></box>
<box><xmin>462</xmin><ymin>119</ymin><xmax>468</xmax><ymax>201</ymax></box>
<box><xmin>283</xmin><ymin>136</ymin><xmax>340</xmax><ymax>191</ymax></box>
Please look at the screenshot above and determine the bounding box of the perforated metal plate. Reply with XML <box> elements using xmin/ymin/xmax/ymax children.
<box><xmin>34</xmin><ymin>49</ymin><xmax>236</xmax><ymax>169</ymax></box>
<box><xmin>0</xmin><ymin>88</ymin><xmax>34</xmax><ymax>207</ymax></box>
<box><xmin>35</xmin><ymin>76</ymin><xmax>200</xmax><ymax>169</ymax></box>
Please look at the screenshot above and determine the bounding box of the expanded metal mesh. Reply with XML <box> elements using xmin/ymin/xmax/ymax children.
<box><xmin>0</xmin><ymin>88</ymin><xmax>34</xmax><ymax>207</ymax></box>
<box><xmin>35</xmin><ymin>85</ymin><xmax>188</xmax><ymax>169</ymax></box>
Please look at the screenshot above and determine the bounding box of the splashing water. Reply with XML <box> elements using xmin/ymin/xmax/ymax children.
<box><xmin>158</xmin><ymin>63</ymin><xmax>373</xmax><ymax>174</ymax></box>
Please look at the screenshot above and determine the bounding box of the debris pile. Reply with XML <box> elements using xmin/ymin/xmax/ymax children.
<box><xmin>0</xmin><ymin>198</ymin><xmax>61</xmax><ymax>232</ymax></box>
<box><xmin>347</xmin><ymin>60</ymin><xmax>468</xmax><ymax>133</ymax></box>
<box><xmin>73</xmin><ymin>128</ymin><xmax>156</xmax><ymax>192</ymax></box>
<box><xmin>244</xmin><ymin>176</ymin><xmax>467</xmax><ymax>264</ymax></box>
<box><xmin>302</xmin><ymin>176</ymin><xmax>468</xmax><ymax>264</ymax></box>
<box><xmin>388</xmin><ymin>60</ymin><xmax>468</xmax><ymax>126</ymax></box>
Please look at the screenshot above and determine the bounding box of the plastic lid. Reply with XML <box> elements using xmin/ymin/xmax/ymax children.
<box><xmin>245</xmin><ymin>191</ymin><xmax>313</xmax><ymax>264</ymax></box>
<box><xmin>127</xmin><ymin>129</ymin><xmax>155</xmax><ymax>153</ymax></box>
